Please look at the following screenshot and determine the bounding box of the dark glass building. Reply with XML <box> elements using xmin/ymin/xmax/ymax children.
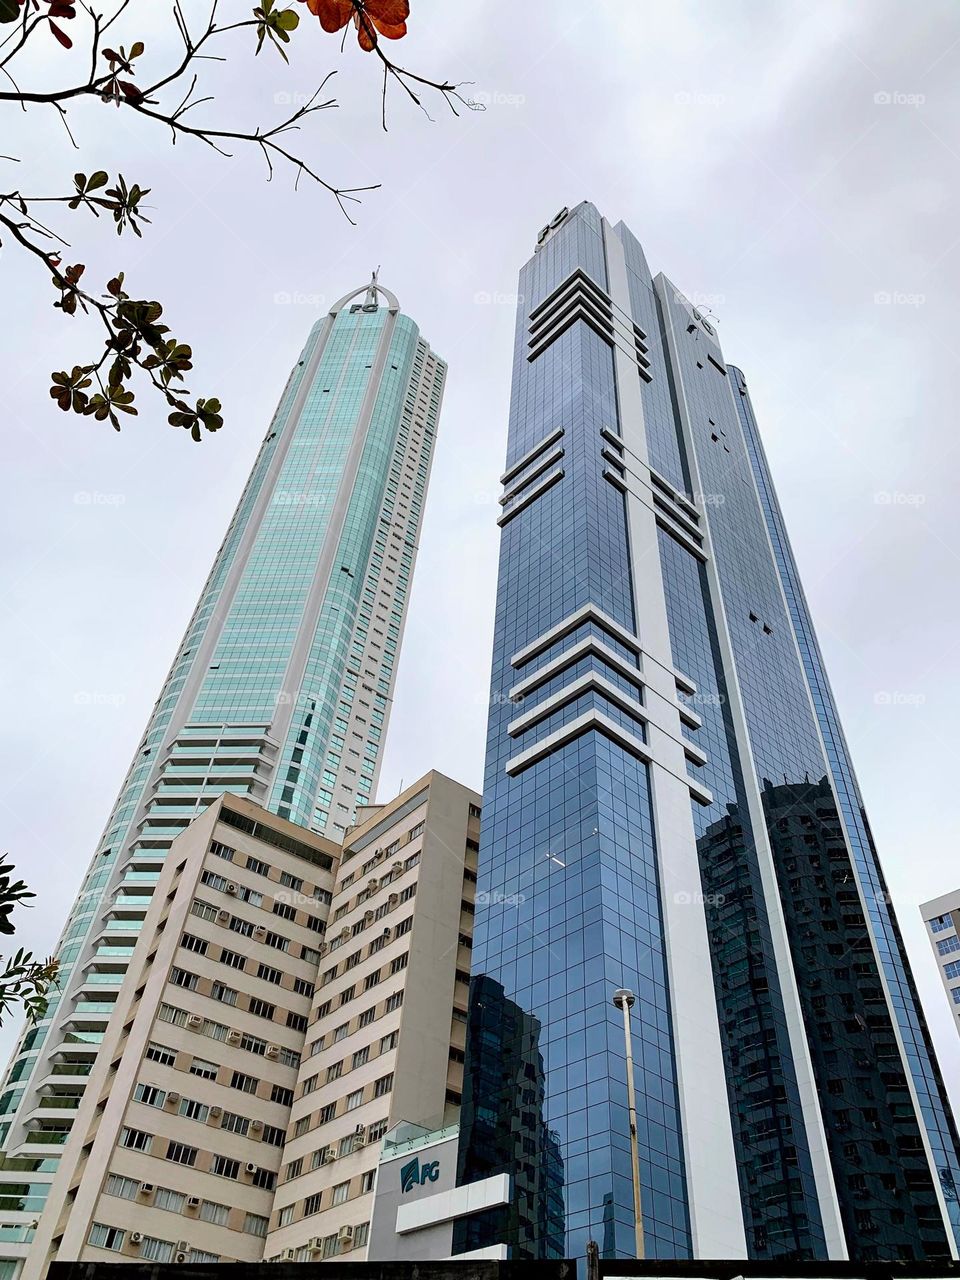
<box><xmin>455</xmin><ymin>204</ymin><xmax>960</xmax><ymax>1263</ymax></box>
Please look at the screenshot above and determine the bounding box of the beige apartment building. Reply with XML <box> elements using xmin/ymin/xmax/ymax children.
<box><xmin>920</xmin><ymin>888</ymin><xmax>960</xmax><ymax>1036</ymax></box>
<box><xmin>25</xmin><ymin>772</ymin><xmax>480</xmax><ymax>1275</ymax></box>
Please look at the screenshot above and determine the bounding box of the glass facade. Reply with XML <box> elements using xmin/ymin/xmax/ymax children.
<box><xmin>456</xmin><ymin>203</ymin><xmax>960</xmax><ymax>1262</ymax></box>
<box><xmin>0</xmin><ymin>280</ymin><xmax>445</xmax><ymax>1268</ymax></box>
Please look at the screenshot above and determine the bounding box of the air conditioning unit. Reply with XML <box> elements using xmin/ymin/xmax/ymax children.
<box><xmin>354</xmin><ymin>1123</ymin><xmax>366</xmax><ymax>1135</ymax></box>
<box><xmin>186</xmin><ymin>1196</ymin><xmax>201</xmax><ymax>1209</ymax></box>
<box><xmin>367</xmin><ymin>880</ymin><xmax>379</xmax><ymax>892</ymax></box>
<box><xmin>340</xmin><ymin>927</ymin><xmax>350</xmax><ymax>940</ymax></box>
<box><xmin>177</xmin><ymin>1240</ymin><xmax>191</xmax><ymax>1252</ymax></box>
<box><xmin>282</xmin><ymin>1249</ymin><xmax>296</xmax><ymax>1261</ymax></box>
<box><xmin>354</xmin><ymin>1134</ymin><xmax>366</xmax><ymax>1149</ymax></box>
<box><xmin>382</xmin><ymin>927</ymin><xmax>392</xmax><ymax>939</ymax></box>
<box><xmin>217</xmin><ymin>909</ymin><xmax>230</xmax><ymax>922</ymax></box>
<box><xmin>130</xmin><ymin>1232</ymin><xmax>144</xmax><ymax>1245</ymax></box>
<box><xmin>317</xmin><ymin>942</ymin><xmax>328</xmax><ymax>956</ymax></box>
<box><xmin>308</xmin><ymin>1238</ymin><xmax>322</xmax><ymax>1253</ymax></box>
<box><xmin>175</xmin><ymin>1252</ymin><xmax>188</xmax><ymax>1264</ymax></box>
<box><xmin>226</xmin><ymin>1029</ymin><xmax>242</xmax><ymax>1044</ymax></box>
<box><xmin>265</xmin><ymin>1044</ymin><xmax>280</xmax><ymax>1059</ymax></box>
<box><xmin>225</xmin><ymin>882</ymin><xmax>239</xmax><ymax>895</ymax></box>
<box><xmin>209</xmin><ymin>1105</ymin><xmax>222</xmax><ymax>1118</ymax></box>
<box><xmin>253</xmin><ymin>926</ymin><xmax>267</xmax><ymax>939</ymax></box>
<box><xmin>250</xmin><ymin>1119</ymin><xmax>263</xmax><ymax>1132</ymax></box>
<box><xmin>391</xmin><ymin>862</ymin><xmax>402</xmax><ymax>874</ymax></box>
<box><xmin>363</xmin><ymin>911</ymin><xmax>374</xmax><ymax>924</ymax></box>
<box><xmin>186</xmin><ymin>1014</ymin><xmax>204</xmax><ymax>1028</ymax></box>
<box><xmin>138</xmin><ymin>1183</ymin><xmax>155</xmax><ymax>1197</ymax></box>
<box><xmin>388</xmin><ymin>894</ymin><xmax>399</xmax><ymax>907</ymax></box>
<box><xmin>322</xmin><ymin>1149</ymin><xmax>337</xmax><ymax>1164</ymax></box>
<box><xmin>338</xmin><ymin>1225</ymin><xmax>354</xmax><ymax>1248</ymax></box>
<box><xmin>244</xmin><ymin>1162</ymin><xmax>258</xmax><ymax>1175</ymax></box>
<box><xmin>165</xmin><ymin>1091</ymin><xmax>181</xmax><ymax>1105</ymax></box>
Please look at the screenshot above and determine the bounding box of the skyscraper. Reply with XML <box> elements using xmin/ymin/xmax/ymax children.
<box><xmin>0</xmin><ymin>277</ymin><xmax>446</xmax><ymax>1271</ymax></box>
<box><xmin>455</xmin><ymin>203</ymin><xmax>960</xmax><ymax>1263</ymax></box>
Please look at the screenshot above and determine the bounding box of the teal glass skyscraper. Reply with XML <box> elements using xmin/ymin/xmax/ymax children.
<box><xmin>0</xmin><ymin>277</ymin><xmax>446</xmax><ymax>1267</ymax></box>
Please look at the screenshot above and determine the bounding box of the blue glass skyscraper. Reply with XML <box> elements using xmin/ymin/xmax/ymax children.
<box><xmin>455</xmin><ymin>204</ymin><xmax>960</xmax><ymax>1263</ymax></box>
<box><xmin>0</xmin><ymin>278</ymin><xmax>446</xmax><ymax>1271</ymax></box>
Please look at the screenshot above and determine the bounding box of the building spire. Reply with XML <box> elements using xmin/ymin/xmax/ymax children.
<box><xmin>365</xmin><ymin>266</ymin><xmax>381</xmax><ymax>308</ymax></box>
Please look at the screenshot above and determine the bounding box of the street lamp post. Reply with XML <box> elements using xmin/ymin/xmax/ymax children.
<box><xmin>613</xmin><ymin>988</ymin><xmax>645</xmax><ymax>1260</ymax></box>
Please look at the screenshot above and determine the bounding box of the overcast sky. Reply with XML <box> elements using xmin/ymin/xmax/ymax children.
<box><xmin>3</xmin><ymin>0</ymin><xmax>960</xmax><ymax>1098</ymax></box>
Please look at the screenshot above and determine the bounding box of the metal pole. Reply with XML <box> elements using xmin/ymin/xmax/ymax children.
<box><xmin>613</xmin><ymin>988</ymin><xmax>645</xmax><ymax>1259</ymax></box>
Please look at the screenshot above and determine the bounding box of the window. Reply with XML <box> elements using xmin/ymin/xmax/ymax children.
<box><xmin>262</xmin><ymin>1123</ymin><xmax>286</xmax><ymax>1147</ymax></box>
<box><xmin>154</xmin><ymin>1187</ymin><xmax>185</xmax><ymax>1213</ymax></box>
<box><xmin>332</xmin><ymin>1180</ymin><xmax>350</xmax><ymax>1206</ymax></box>
<box><xmin>319</xmin><ymin>1102</ymin><xmax>337</xmax><ymax>1124</ymax></box>
<box><xmin>186</xmin><ymin>1249</ymin><xmax>219</xmax><ymax>1264</ymax></box>
<box><xmin>246</xmin><ymin>855</ymin><xmax>269</xmax><ymax>876</ymax></box>
<box><xmin>287</xmin><ymin>1011</ymin><xmax>309</xmax><ymax>1033</ymax></box>
<box><xmin>190</xmin><ymin>1057</ymin><xmax>218</xmax><ymax>1081</ymax></box>
<box><xmin>245</xmin><ymin>1212</ymin><xmax>269</xmax><ymax>1238</ymax></box>
<box><xmin>333</xmin><ymin>1022</ymin><xmax>350</xmax><ymax>1043</ymax></box>
<box><xmin>89</xmin><ymin>1223</ymin><xmax>125</xmax><ymax>1252</ymax></box>
<box><xmin>385</xmin><ymin>991</ymin><xmax>403</xmax><ymax>1013</ymax></box>
<box><xmin>231</xmin><ymin>1070</ymin><xmax>259</xmax><ymax>1095</ymax></box>
<box><xmin>354</xmin><ymin>1222</ymin><xmax>370</xmax><ymax>1248</ymax></box>
<box><xmin>166</xmin><ymin>1140</ymin><xmax>198</xmax><ymax>1166</ymax></box>
<box><xmin>210</xmin><ymin>840</ymin><xmax>235</xmax><ymax>862</ymax></box>
<box><xmin>271</xmin><ymin>1084</ymin><xmax>294</xmax><ymax>1107</ymax></box>
<box><xmin>145</xmin><ymin>1041</ymin><xmax>176</xmax><ymax>1067</ymax></box>
<box><xmin>930</xmin><ymin>913</ymin><xmax>953</xmax><ymax>933</ymax></box>
<box><xmin>279</xmin><ymin>872</ymin><xmax>303</xmax><ymax>891</ymax></box>
<box><xmin>327</xmin><ymin>1060</ymin><xmax>343</xmax><ymax>1082</ymax></box>
<box><xmin>364</xmin><ymin>970</ymin><xmax>381</xmax><ymax>991</ymax></box>
<box><xmin>180</xmin><ymin>933</ymin><xmax>208</xmax><ymax>956</ymax></box>
<box><xmin>240</xmin><ymin>1031</ymin><xmax>267</xmax><ymax>1056</ymax></box>
<box><xmin>120</xmin><ymin>1126</ymin><xmax>152</xmax><ymax>1152</ymax></box>
<box><xmin>180</xmin><ymin>1097</ymin><xmax>209</xmax><ymax>1123</ymax></box>
<box><xmin>264</xmin><ymin>931</ymin><xmax>289</xmax><ymax>953</ymax></box>
<box><xmin>220</xmin><ymin>948</ymin><xmax>245</xmax><ymax>971</ymax></box>
<box><xmin>374</xmin><ymin>1073</ymin><xmax>393</xmax><ymax>1098</ymax></box>
<box><xmin>191</xmin><ymin>899</ymin><xmax>219</xmax><ymax>923</ymax></box>
<box><xmin>171</xmin><ymin>966</ymin><xmax>199</xmax><ymax>990</ymax></box>
<box><xmin>408</xmin><ymin>821</ymin><xmax>424</xmax><ymax>841</ymax></box>
<box><xmin>133</xmin><ymin>1082</ymin><xmax>165</xmax><ymax>1108</ymax></box>
<box><xmin>395</xmin><ymin>915</ymin><xmax>412</xmax><ymax>937</ymax></box>
<box><xmin>938</xmin><ymin>936</ymin><xmax>960</xmax><ymax>956</ymax></box>
<box><xmin>294</xmin><ymin>977</ymin><xmax>315</xmax><ymax>998</ymax></box>
<box><xmin>277</xmin><ymin>1205</ymin><xmax>295</xmax><ymax>1228</ymax></box>
<box><xmin>345</xmin><ymin>1089</ymin><xmax>364</xmax><ymax>1111</ymax></box>
<box><xmin>380</xmin><ymin>1031</ymin><xmax>398</xmax><ymax>1053</ymax></box>
<box><xmin>104</xmin><ymin>1173</ymin><xmax>139</xmax><ymax>1201</ymax></box>
<box><xmin>211</xmin><ymin>981</ymin><xmax>238</xmax><ymax>1006</ymax></box>
<box><xmin>285</xmin><ymin>1157</ymin><xmax>303</xmax><ymax>1181</ymax></box>
<box><xmin>211</xmin><ymin>1155</ymin><xmax>240</xmax><ymax>1180</ymax></box>
<box><xmin>340</xmin><ymin>985</ymin><xmax>356</xmax><ymax>1006</ymax></box>
<box><xmin>952</xmin><ymin>988</ymin><xmax>960</xmax><ymax>1006</ymax></box>
<box><xmin>945</xmin><ymin>960</ymin><xmax>960</xmax><ymax>979</ymax></box>
<box><xmin>352</xmin><ymin>1046</ymin><xmax>370</xmax><ymax>1069</ymax></box>
<box><xmin>257</xmin><ymin>962</ymin><xmax>284</xmax><ymax>986</ymax></box>
<box><xmin>199</xmin><ymin>1200</ymin><xmax>230</xmax><ymax>1225</ymax></box>
<box><xmin>360</xmin><ymin>1169</ymin><xmax>376</xmax><ymax>1193</ymax></box>
<box><xmin>358</xmin><ymin>1007</ymin><xmax>376</xmax><ymax>1028</ymax></box>
<box><xmin>251</xmin><ymin>1166</ymin><xmax>276</xmax><ymax>1190</ymax></box>
<box><xmin>249</xmin><ymin>997</ymin><xmax>276</xmax><ymax>1020</ymax></box>
<box><xmin>221</xmin><ymin>1111</ymin><xmax>249</xmax><ymax>1136</ymax></box>
<box><xmin>273</xmin><ymin>901</ymin><xmax>296</xmax><ymax>922</ymax></box>
<box><xmin>303</xmin><ymin>1192</ymin><xmax>323</xmax><ymax>1216</ymax></box>
<box><xmin>158</xmin><ymin>1002</ymin><xmax>188</xmax><ymax>1027</ymax></box>
<box><xmin>230</xmin><ymin>916</ymin><xmax>254</xmax><ymax>937</ymax></box>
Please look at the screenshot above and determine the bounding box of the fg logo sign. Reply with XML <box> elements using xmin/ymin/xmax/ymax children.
<box><xmin>400</xmin><ymin>1156</ymin><xmax>440</xmax><ymax>1194</ymax></box>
